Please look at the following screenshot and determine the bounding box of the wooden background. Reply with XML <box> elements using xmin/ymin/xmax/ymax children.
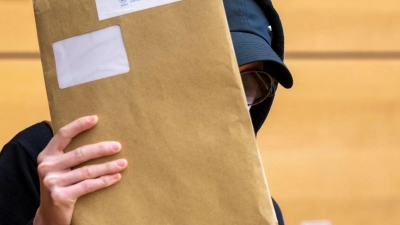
<box><xmin>1</xmin><ymin>0</ymin><xmax>399</xmax><ymax>224</ymax></box>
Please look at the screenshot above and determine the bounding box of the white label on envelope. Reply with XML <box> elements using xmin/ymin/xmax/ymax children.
<box><xmin>94</xmin><ymin>0</ymin><xmax>181</xmax><ymax>21</ymax></box>
<box><xmin>53</xmin><ymin>25</ymin><xmax>130</xmax><ymax>89</ymax></box>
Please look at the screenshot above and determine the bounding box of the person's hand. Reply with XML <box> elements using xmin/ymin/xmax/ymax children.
<box><xmin>33</xmin><ymin>116</ymin><xmax>128</xmax><ymax>225</ymax></box>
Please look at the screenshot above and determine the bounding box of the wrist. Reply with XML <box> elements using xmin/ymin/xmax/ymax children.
<box><xmin>32</xmin><ymin>209</ymin><xmax>43</xmax><ymax>225</ymax></box>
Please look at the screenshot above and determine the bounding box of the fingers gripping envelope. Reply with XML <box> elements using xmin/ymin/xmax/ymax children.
<box><xmin>33</xmin><ymin>0</ymin><xmax>277</xmax><ymax>224</ymax></box>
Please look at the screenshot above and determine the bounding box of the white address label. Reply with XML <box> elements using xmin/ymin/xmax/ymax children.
<box><xmin>94</xmin><ymin>0</ymin><xmax>181</xmax><ymax>21</ymax></box>
<box><xmin>53</xmin><ymin>25</ymin><xmax>130</xmax><ymax>89</ymax></box>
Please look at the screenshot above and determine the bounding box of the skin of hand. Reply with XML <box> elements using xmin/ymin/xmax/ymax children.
<box><xmin>33</xmin><ymin>116</ymin><xmax>128</xmax><ymax>225</ymax></box>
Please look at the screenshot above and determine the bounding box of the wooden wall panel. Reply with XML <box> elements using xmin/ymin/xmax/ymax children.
<box><xmin>0</xmin><ymin>0</ymin><xmax>39</xmax><ymax>52</ymax></box>
<box><xmin>258</xmin><ymin>59</ymin><xmax>400</xmax><ymax>224</ymax></box>
<box><xmin>0</xmin><ymin>60</ymin><xmax>50</xmax><ymax>145</ymax></box>
<box><xmin>274</xmin><ymin>0</ymin><xmax>400</xmax><ymax>51</ymax></box>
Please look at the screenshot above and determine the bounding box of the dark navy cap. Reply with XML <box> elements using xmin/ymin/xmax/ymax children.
<box><xmin>223</xmin><ymin>0</ymin><xmax>293</xmax><ymax>88</ymax></box>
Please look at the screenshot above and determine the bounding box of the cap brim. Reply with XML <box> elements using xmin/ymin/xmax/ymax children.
<box><xmin>231</xmin><ymin>32</ymin><xmax>293</xmax><ymax>88</ymax></box>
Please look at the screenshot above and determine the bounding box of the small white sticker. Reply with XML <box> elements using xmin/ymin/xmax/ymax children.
<box><xmin>94</xmin><ymin>0</ymin><xmax>181</xmax><ymax>21</ymax></box>
<box><xmin>53</xmin><ymin>25</ymin><xmax>130</xmax><ymax>89</ymax></box>
<box><xmin>301</xmin><ymin>220</ymin><xmax>332</xmax><ymax>225</ymax></box>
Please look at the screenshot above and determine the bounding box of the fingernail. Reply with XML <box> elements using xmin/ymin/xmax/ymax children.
<box><xmin>87</xmin><ymin>115</ymin><xmax>97</xmax><ymax>122</ymax></box>
<box><xmin>116</xmin><ymin>159</ymin><xmax>127</xmax><ymax>168</ymax></box>
<box><xmin>111</xmin><ymin>142</ymin><xmax>121</xmax><ymax>151</ymax></box>
<box><xmin>111</xmin><ymin>173</ymin><xmax>121</xmax><ymax>181</ymax></box>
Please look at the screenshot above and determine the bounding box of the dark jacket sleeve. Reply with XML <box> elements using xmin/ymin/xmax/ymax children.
<box><xmin>0</xmin><ymin>123</ymin><xmax>53</xmax><ymax>225</ymax></box>
<box><xmin>272</xmin><ymin>197</ymin><xmax>285</xmax><ymax>225</ymax></box>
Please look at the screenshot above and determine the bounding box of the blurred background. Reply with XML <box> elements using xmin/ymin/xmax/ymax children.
<box><xmin>1</xmin><ymin>0</ymin><xmax>399</xmax><ymax>224</ymax></box>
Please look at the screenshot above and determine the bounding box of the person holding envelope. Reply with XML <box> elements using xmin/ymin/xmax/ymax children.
<box><xmin>0</xmin><ymin>0</ymin><xmax>293</xmax><ymax>224</ymax></box>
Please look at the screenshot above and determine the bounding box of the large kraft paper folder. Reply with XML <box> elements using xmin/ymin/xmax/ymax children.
<box><xmin>33</xmin><ymin>0</ymin><xmax>277</xmax><ymax>224</ymax></box>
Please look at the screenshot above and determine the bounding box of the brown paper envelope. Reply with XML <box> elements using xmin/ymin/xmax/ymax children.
<box><xmin>33</xmin><ymin>0</ymin><xmax>277</xmax><ymax>224</ymax></box>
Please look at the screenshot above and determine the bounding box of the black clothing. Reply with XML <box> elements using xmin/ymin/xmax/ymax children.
<box><xmin>0</xmin><ymin>122</ymin><xmax>284</xmax><ymax>225</ymax></box>
<box><xmin>0</xmin><ymin>122</ymin><xmax>52</xmax><ymax>225</ymax></box>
